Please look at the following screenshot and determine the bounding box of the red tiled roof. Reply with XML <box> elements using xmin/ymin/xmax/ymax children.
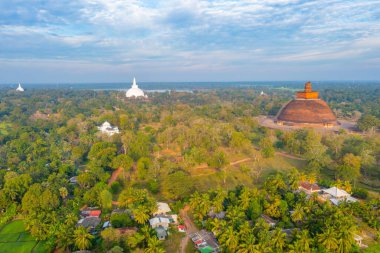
<box><xmin>89</xmin><ymin>210</ymin><xmax>101</xmax><ymax>217</ymax></box>
<box><xmin>299</xmin><ymin>181</ymin><xmax>320</xmax><ymax>191</ymax></box>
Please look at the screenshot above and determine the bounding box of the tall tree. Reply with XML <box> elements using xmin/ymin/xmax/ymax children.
<box><xmin>74</xmin><ymin>226</ymin><xmax>94</xmax><ymax>250</ymax></box>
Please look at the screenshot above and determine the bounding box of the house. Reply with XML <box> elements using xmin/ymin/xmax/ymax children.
<box><xmin>149</xmin><ymin>217</ymin><xmax>170</xmax><ymax>230</ymax></box>
<box><xmin>69</xmin><ymin>176</ymin><xmax>77</xmax><ymax>184</ymax></box>
<box><xmin>155</xmin><ymin>226</ymin><xmax>167</xmax><ymax>240</ymax></box>
<box><xmin>97</xmin><ymin>121</ymin><xmax>120</xmax><ymax>136</ymax></box>
<box><xmin>178</xmin><ymin>225</ymin><xmax>186</xmax><ymax>232</ymax></box>
<box><xmin>189</xmin><ymin>230</ymin><xmax>219</xmax><ymax>252</ymax></box>
<box><xmin>208</xmin><ymin>209</ymin><xmax>226</xmax><ymax>219</ymax></box>
<box><xmin>322</xmin><ymin>187</ymin><xmax>357</xmax><ymax>206</ymax></box>
<box><xmin>77</xmin><ymin>217</ymin><xmax>101</xmax><ymax>230</ymax></box>
<box><xmin>81</xmin><ymin>209</ymin><xmax>101</xmax><ymax>218</ymax></box>
<box><xmin>298</xmin><ymin>181</ymin><xmax>320</xmax><ymax>195</ymax></box>
<box><xmin>260</xmin><ymin>214</ymin><xmax>277</xmax><ymax>227</ymax></box>
<box><xmin>153</xmin><ymin>202</ymin><xmax>171</xmax><ymax>216</ymax></box>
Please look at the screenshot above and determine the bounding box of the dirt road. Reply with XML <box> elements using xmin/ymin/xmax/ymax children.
<box><xmin>179</xmin><ymin>205</ymin><xmax>197</xmax><ymax>253</ymax></box>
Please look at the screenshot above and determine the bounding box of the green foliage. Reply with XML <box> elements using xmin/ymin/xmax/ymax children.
<box><xmin>161</xmin><ymin>171</ymin><xmax>194</xmax><ymax>200</ymax></box>
<box><xmin>357</xmin><ymin>114</ymin><xmax>379</xmax><ymax>132</ymax></box>
<box><xmin>88</xmin><ymin>142</ymin><xmax>117</xmax><ymax>168</ymax></box>
<box><xmin>260</xmin><ymin>137</ymin><xmax>275</xmax><ymax>158</ymax></box>
<box><xmin>110</xmin><ymin>181</ymin><xmax>122</xmax><ymax>194</ymax></box>
<box><xmin>110</xmin><ymin>213</ymin><xmax>134</xmax><ymax>228</ymax></box>
<box><xmin>147</xmin><ymin>179</ymin><xmax>160</xmax><ymax>194</ymax></box>
<box><xmin>100</xmin><ymin>189</ymin><xmax>113</xmax><ymax>210</ymax></box>
<box><xmin>352</xmin><ymin>187</ymin><xmax>368</xmax><ymax>199</ymax></box>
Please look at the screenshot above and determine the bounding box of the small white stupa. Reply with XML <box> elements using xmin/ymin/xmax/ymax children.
<box><xmin>126</xmin><ymin>78</ymin><xmax>147</xmax><ymax>98</ymax></box>
<box><xmin>98</xmin><ymin>121</ymin><xmax>120</xmax><ymax>136</ymax></box>
<box><xmin>16</xmin><ymin>83</ymin><xmax>24</xmax><ymax>92</ymax></box>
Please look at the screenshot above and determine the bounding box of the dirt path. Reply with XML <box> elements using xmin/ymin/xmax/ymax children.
<box><xmin>179</xmin><ymin>205</ymin><xmax>197</xmax><ymax>253</ymax></box>
<box><xmin>108</xmin><ymin>167</ymin><xmax>122</xmax><ymax>186</ymax></box>
<box><xmin>230</xmin><ymin>157</ymin><xmax>252</xmax><ymax>166</ymax></box>
<box><xmin>275</xmin><ymin>151</ymin><xmax>306</xmax><ymax>161</ymax></box>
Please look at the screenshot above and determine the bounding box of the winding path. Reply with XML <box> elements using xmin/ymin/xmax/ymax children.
<box><xmin>108</xmin><ymin>167</ymin><xmax>123</xmax><ymax>186</ymax></box>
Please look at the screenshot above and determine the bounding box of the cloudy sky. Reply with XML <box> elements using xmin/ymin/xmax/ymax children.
<box><xmin>1</xmin><ymin>0</ymin><xmax>380</xmax><ymax>83</ymax></box>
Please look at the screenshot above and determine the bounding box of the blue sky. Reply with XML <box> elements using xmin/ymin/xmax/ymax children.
<box><xmin>1</xmin><ymin>0</ymin><xmax>380</xmax><ymax>83</ymax></box>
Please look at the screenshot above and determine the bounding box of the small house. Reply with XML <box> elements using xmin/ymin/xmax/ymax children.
<box><xmin>178</xmin><ymin>225</ymin><xmax>186</xmax><ymax>233</ymax></box>
<box><xmin>149</xmin><ymin>217</ymin><xmax>170</xmax><ymax>230</ymax></box>
<box><xmin>77</xmin><ymin>217</ymin><xmax>101</xmax><ymax>230</ymax></box>
<box><xmin>298</xmin><ymin>181</ymin><xmax>320</xmax><ymax>195</ymax></box>
<box><xmin>323</xmin><ymin>187</ymin><xmax>357</xmax><ymax>206</ymax></box>
<box><xmin>153</xmin><ymin>202</ymin><xmax>171</xmax><ymax>216</ymax></box>
<box><xmin>260</xmin><ymin>214</ymin><xmax>277</xmax><ymax>227</ymax></box>
<box><xmin>155</xmin><ymin>226</ymin><xmax>167</xmax><ymax>240</ymax></box>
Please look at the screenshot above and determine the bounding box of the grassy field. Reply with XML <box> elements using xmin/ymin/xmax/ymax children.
<box><xmin>190</xmin><ymin>152</ymin><xmax>307</xmax><ymax>192</ymax></box>
<box><xmin>0</xmin><ymin>220</ymin><xmax>49</xmax><ymax>253</ymax></box>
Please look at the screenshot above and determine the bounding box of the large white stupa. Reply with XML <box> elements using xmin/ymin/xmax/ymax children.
<box><xmin>126</xmin><ymin>78</ymin><xmax>147</xmax><ymax>98</ymax></box>
<box><xmin>16</xmin><ymin>83</ymin><xmax>24</xmax><ymax>92</ymax></box>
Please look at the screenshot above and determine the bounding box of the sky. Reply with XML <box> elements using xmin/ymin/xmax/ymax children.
<box><xmin>1</xmin><ymin>0</ymin><xmax>380</xmax><ymax>83</ymax></box>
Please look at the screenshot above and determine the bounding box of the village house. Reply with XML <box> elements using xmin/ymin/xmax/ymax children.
<box><xmin>321</xmin><ymin>187</ymin><xmax>357</xmax><ymax>206</ymax></box>
<box><xmin>298</xmin><ymin>181</ymin><xmax>320</xmax><ymax>195</ymax></box>
<box><xmin>178</xmin><ymin>225</ymin><xmax>186</xmax><ymax>233</ymax></box>
<box><xmin>260</xmin><ymin>214</ymin><xmax>277</xmax><ymax>227</ymax></box>
<box><xmin>153</xmin><ymin>202</ymin><xmax>171</xmax><ymax>216</ymax></box>
<box><xmin>155</xmin><ymin>227</ymin><xmax>167</xmax><ymax>240</ymax></box>
<box><xmin>77</xmin><ymin>216</ymin><xmax>101</xmax><ymax>233</ymax></box>
<box><xmin>189</xmin><ymin>230</ymin><xmax>219</xmax><ymax>253</ymax></box>
<box><xmin>149</xmin><ymin>217</ymin><xmax>170</xmax><ymax>230</ymax></box>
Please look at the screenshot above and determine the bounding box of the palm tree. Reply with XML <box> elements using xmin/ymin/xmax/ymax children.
<box><xmin>287</xmin><ymin>168</ymin><xmax>300</xmax><ymax>191</ymax></box>
<box><xmin>337</xmin><ymin>225</ymin><xmax>355</xmax><ymax>253</ymax></box>
<box><xmin>296</xmin><ymin>230</ymin><xmax>312</xmax><ymax>253</ymax></box>
<box><xmin>238</xmin><ymin>187</ymin><xmax>252</xmax><ymax>209</ymax></box>
<box><xmin>271</xmin><ymin>228</ymin><xmax>287</xmax><ymax>252</ymax></box>
<box><xmin>291</xmin><ymin>204</ymin><xmax>305</xmax><ymax>225</ymax></box>
<box><xmin>74</xmin><ymin>226</ymin><xmax>93</xmax><ymax>250</ymax></box>
<box><xmin>220</xmin><ymin>226</ymin><xmax>239</xmax><ymax>252</ymax></box>
<box><xmin>237</xmin><ymin>234</ymin><xmax>258</xmax><ymax>253</ymax></box>
<box><xmin>133</xmin><ymin>206</ymin><xmax>150</xmax><ymax>224</ymax></box>
<box><xmin>144</xmin><ymin>237</ymin><xmax>165</xmax><ymax>253</ymax></box>
<box><xmin>317</xmin><ymin>227</ymin><xmax>338</xmax><ymax>251</ymax></box>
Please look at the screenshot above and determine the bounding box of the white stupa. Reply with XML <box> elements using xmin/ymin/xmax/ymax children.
<box><xmin>98</xmin><ymin>121</ymin><xmax>120</xmax><ymax>136</ymax></box>
<box><xmin>16</xmin><ymin>83</ymin><xmax>24</xmax><ymax>92</ymax></box>
<box><xmin>126</xmin><ymin>78</ymin><xmax>147</xmax><ymax>98</ymax></box>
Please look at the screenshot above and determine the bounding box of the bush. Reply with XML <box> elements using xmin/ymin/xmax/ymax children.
<box><xmin>110</xmin><ymin>213</ymin><xmax>134</xmax><ymax>228</ymax></box>
<box><xmin>352</xmin><ymin>188</ymin><xmax>368</xmax><ymax>199</ymax></box>
<box><xmin>147</xmin><ymin>179</ymin><xmax>160</xmax><ymax>194</ymax></box>
<box><xmin>110</xmin><ymin>181</ymin><xmax>121</xmax><ymax>194</ymax></box>
<box><xmin>318</xmin><ymin>179</ymin><xmax>333</xmax><ymax>188</ymax></box>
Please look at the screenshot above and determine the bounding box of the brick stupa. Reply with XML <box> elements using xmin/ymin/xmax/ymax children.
<box><xmin>275</xmin><ymin>82</ymin><xmax>338</xmax><ymax>127</ymax></box>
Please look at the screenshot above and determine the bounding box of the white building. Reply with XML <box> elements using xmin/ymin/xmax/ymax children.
<box><xmin>16</xmin><ymin>83</ymin><xmax>24</xmax><ymax>92</ymax></box>
<box><xmin>126</xmin><ymin>78</ymin><xmax>147</xmax><ymax>98</ymax></box>
<box><xmin>97</xmin><ymin>121</ymin><xmax>120</xmax><ymax>136</ymax></box>
<box><xmin>153</xmin><ymin>202</ymin><xmax>171</xmax><ymax>216</ymax></box>
<box><xmin>323</xmin><ymin>187</ymin><xmax>357</xmax><ymax>205</ymax></box>
<box><xmin>149</xmin><ymin>217</ymin><xmax>170</xmax><ymax>230</ymax></box>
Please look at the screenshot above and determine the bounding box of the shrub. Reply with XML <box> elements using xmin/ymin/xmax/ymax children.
<box><xmin>147</xmin><ymin>179</ymin><xmax>160</xmax><ymax>194</ymax></box>
<box><xmin>352</xmin><ymin>188</ymin><xmax>368</xmax><ymax>199</ymax></box>
<box><xmin>110</xmin><ymin>182</ymin><xmax>121</xmax><ymax>194</ymax></box>
<box><xmin>110</xmin><ymin>213</ymin><xmax>134</xmax><ymax>228</ymax></box>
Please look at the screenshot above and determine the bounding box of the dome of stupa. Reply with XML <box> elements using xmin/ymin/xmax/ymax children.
<box><xmin>126</xmin><ymin>78</ymin><xmax>146</xmax><ymax>98</ymax></box>
<box><xmin>276</xmin><ymin>82</ymin><xmax>337</xmax><ymax>127</ymax></box>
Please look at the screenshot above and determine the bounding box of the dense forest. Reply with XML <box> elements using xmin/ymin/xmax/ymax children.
<box><xmin>0</xmin><ymin>86</ymin><xmax>379</xmax><ymax>253</ymax></box>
